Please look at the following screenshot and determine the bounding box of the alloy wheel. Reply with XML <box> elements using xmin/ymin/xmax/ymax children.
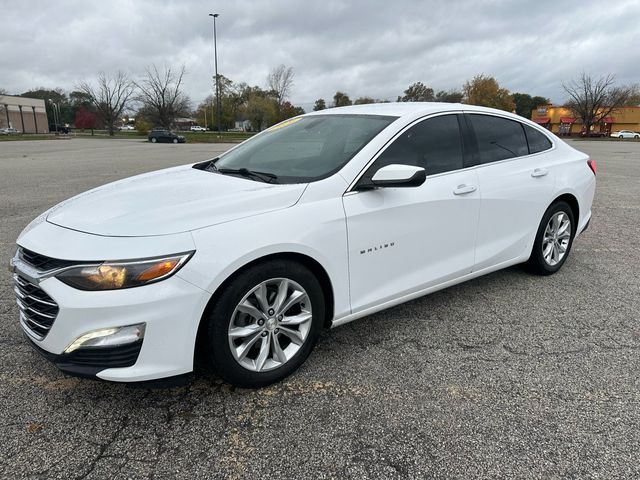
<box><xmin>227</xmin><ymin>278</ymin><xmax>312</xmax><ymax>372</ymax></box>
<box><xmin>542</xmin><ymin>211</ymin><xmax>572</xmax><ymax>266</ymax></box>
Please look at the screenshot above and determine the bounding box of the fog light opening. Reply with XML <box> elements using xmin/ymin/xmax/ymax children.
<box><xmin>64</xmin><ymin>323</ymin><xmax>146</xmax><ymax>354</ymax></box>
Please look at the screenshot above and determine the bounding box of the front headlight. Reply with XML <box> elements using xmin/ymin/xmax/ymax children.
<box><xmin>55</xmin><ymin>252</ymin><xmax>194</xmax><ymax>291</ymax></box>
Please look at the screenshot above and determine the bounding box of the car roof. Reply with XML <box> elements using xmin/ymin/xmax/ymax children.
<box><xmin>304</xmin><ymin>102</ymin><xmax>526</xmax><ymax>122</ymax></box>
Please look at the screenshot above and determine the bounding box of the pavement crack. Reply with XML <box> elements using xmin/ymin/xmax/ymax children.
<box><xmin>74</xmin><ymin>415</ymin><xmax>130</xmax><ymax>480</ymax></box>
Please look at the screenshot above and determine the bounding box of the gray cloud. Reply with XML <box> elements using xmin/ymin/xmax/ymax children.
<box><xmin>1</xmin><ymin>0</ymin><xmax>638</xmax><ymax>110</ymax></box>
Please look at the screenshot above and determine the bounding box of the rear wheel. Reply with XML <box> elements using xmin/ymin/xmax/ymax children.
<box><xmin>173</xmin><ymin>138</ymin><xmax>178</xmax><ymax>144</ymax></box>
<box><xmin>150</xmin><ymin>137</ymin><xmax>157</xmax><ymax>143</ymax></box>
<box><xmin>204</xmin><ymin>260</ymin><xmax>324</xmax><ymax>388</ymax></box>
<box><xmin>526</xmin><ymin>201</ymin><xmax>576</xmax><ymax>275</ymax></box>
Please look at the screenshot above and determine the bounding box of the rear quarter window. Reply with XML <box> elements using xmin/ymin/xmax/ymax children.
<box><xmin>523</xmin><ymin>125</ymin><xmax>553</xmax><ymax>153</ymax></box>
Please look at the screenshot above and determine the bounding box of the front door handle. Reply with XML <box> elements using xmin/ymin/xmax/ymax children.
<box><xmin>453</xmin><ymin>184</ymin><xmax>477</xmax><ymax>195</ymax></box>
<box><xmin>531</xmin><ymin>168</ymin><xmax>548</xmax><ymax>178</ymax></box>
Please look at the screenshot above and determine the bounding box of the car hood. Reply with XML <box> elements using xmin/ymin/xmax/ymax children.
<box><xmin>46</xmin><ymin>165</ymin><xmax>307</xmax><ymax>236</ymax></box>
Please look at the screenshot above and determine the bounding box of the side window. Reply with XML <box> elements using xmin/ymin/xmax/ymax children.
<box><xmin>523</xmin><ymin>124</ymin><xmax>552</xmax><ymax>153</ymax></box>
<box><xmin>469</xmin><ymin>114</ymin><xmax>529</xmax><ymax>163</ymax></box>
<box><xmin>364</xmin><ymin>115</ymin><xmax>464</xmax><ymax>180</ymax></box>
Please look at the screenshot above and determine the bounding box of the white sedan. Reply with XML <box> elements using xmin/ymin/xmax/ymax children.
<box><xmin>610</xmin><ymin>130</ymin><xmax>640</xmax><ymax>139</ymax></box>
<box><xmin>11</xmin><ymin>103</ymin><xmax>596</xmax><ymax>387</ymax></box>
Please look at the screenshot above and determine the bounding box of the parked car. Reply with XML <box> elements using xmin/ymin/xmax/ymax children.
<box><xmin>49</xmin><ymin>124</ymin><xmax>70</xmax><ymax>134</ymax></box>
<box><xmin>148</xmin><ymin>129</ymin><xmax>186</xmax><ymax>144</ymax></box>
<box><xmin>580</xmin><ymin>130</ymin><xmax>606</xmax><ymax>138</ymax></box>
<box><xmin>11</xmin><ymin>104</ymin><xmax>596</xmax><ymax>388</ymax></box>
<box><xmin>0</xmin><ymin>127</ymin><xmax>20</xmax><ymax>135</ymax></box>
<box><xmin>228</xmin><ymin>127</ymin><xmax>244</xmax><ymax>132</ymax></box>
<box><xmin>120</xmin><ymin>125</ymin><xmax>135</xmax><ymax>131</ymax></box>
<box><xmin>190</xmin><ymin>125</ymin><xmax>207</xmax><ymax>132</ymax></box>
<box><xmin>610</xmin><ymin>130</ymin><xmax>640</xmax><ymax>139</ymax></box>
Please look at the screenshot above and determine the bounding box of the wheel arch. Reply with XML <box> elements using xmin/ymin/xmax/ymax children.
<box><xmin>552</xmin><ymin>192</ymin><xmax>580</xmax><ymax>226</ymax></box>
<box><xmin>193</xmin><ymin>251</ymin><xmax>335</xmax><ymax>369</ymax></box>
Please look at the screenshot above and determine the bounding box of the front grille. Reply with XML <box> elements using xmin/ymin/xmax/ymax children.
<box><xmin>14</xmin><ymin>274</ymin><xmax>59</xmax><ymax>339</ymax></box>
<box><xmin>19</xmin><ymin>248</ymin><xmax>78</xmax><ymax>271</ymax></box>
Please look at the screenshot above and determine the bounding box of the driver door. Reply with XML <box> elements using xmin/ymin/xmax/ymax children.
<box><xmin>343</xmin><ymin>113</ymin><xmax>481</xmax><ymax>313</ymax></box>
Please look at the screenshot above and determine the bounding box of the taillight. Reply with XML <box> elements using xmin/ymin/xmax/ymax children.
<box><xmin>587</xmin><ymin>159</ymin><xmax>596</xmax><ymax>175</ymax></box>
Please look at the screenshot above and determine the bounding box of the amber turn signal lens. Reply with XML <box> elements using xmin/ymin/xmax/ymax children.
<box><xmin>136</xmin><ymin>260</ymin><xmax>180</xmax><ymax>282</ymax></box>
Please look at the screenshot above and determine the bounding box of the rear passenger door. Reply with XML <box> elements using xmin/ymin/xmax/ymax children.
<box><xmin>466</xmin><ymin>113</ymin><xmax>556</xmax><ymax>270</ymax></box>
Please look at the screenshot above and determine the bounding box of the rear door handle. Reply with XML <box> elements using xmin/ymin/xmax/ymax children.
<box><xmin>453</xmin><ymin>184</ymin><xmax>477</xmax><ymax>195</ymax></box>
<box><xmin>531</xmin><ymin>168</ymin><xmax>548</xmax><ymax>178</ymax></box>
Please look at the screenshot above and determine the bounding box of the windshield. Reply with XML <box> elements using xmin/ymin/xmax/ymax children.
<box><xmin>212</xmin><ymin>114</ymin><xmax>397</xmax><ymax>183</ymax></box>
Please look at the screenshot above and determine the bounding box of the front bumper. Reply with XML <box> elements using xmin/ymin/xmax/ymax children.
<box><xmin>12</xmin><ymin>253</ymin><xmax>210</xmax><ymax>382</ymax></box>
<box><xmin>25</xmin><ymin>334</ymin><xmax>143</xmax><ymax>378</ymax></box>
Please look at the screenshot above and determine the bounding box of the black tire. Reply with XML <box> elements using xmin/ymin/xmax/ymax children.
<box><xmin>526</xmin><ymin>201</ymin><xmax>576</xmax><ymax>276</ymax></box>
<box><xmin>204</xmin><ymin>259</ymin><xmax>325</xmax><ymax>388</ymax></box>
<box><xmin>173</xmin><ymin>138</ymin><xmax>178</xmax><ymax>144</ymax></box>
<box><xmin>150</xmin><ymin>137</ymin><xmax>157</xmax><ymax>143</ymax></box>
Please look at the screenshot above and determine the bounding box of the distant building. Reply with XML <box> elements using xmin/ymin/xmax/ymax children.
<box><xmin>0</xmin><ymin>95</ymin><xmax>49</xmax><ymax>133</ymax></box>
<box><xmin>175</xmin><ymin>117</ymin><xmax>197</xmax><ymax>131</ymax></box>
<box><xmin>531</xmin><ymin>105</ymin><xmax>640</xmax><ymax>136</ymax></box>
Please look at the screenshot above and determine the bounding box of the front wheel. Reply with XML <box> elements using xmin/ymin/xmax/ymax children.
<box><xmin>150</xmin><ymin>137</ymin><xmax>157</xmax><ymax>143</ymax></box>
<box><xmin>526</xmin><ymin>201</ymin><xmax>576</xmax><ymax>275</ymax></box>
<box><xmin>204</xmin><ymin>260</ymin><xmax>325</xmax><ymax>388</ymax></box>
<box><xmin>173</xmin><ymin>138</ymin><xmax>178</xmax><ymax>144</ymax></box>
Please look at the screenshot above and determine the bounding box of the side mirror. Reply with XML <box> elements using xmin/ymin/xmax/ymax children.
<box><xmin>368</xmin><ymin>164</ymin><xmax>426</xmax><ymax>188</ymax></box>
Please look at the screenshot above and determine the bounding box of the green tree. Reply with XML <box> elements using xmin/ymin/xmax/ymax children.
<box><xmin>512</xmin><ymin>93</ymin><xmax>550</xmax><ymax>118</ymax></box>
<box><xmin>354</xmin><ymin>97</ymin><xmax>375</xmax><ymax>105</ymax></box>
<box><xmin>21</xmin><ymin>88</ymin><xmax>73</xmax><ymax>125</ymax></box>
<box><xmin>435</xmin><ymin>89</ymin><xmax>463</xmax><ymax>103</ymax></box>
<box><xmin>313</xmin><ymin>98</ymin><xmax>326</xmax><ymax>111</ymax></box>
<box><xmin>281</xmin><ymin>101</ymin><xmax>305</xmax><ymax>119</ymax></box>
<box><xmin>463</xmin><ymin>75</ymin><xmax>514</xmax><ymax>111</ymax></box>
<box><xmin>244</xmin><ymin>93</ymin><xmax>277</xmax><ymax>131</ymax></box>
<box><xmin>398</xmin><ymin>82</ymin><xmax>435</xmax><ymax>102</ymax></box>
<box><xmin>333</xmin><ymin>91</ymin><xmax>352</xmax><ymax>107</ymax></box>
<box><xmin>135</xmin><ymin>118</ymin><xmax>151</xmax><ymax>136</ymax></box>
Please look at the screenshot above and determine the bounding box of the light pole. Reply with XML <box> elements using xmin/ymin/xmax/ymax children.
<box><xmin>48</xmin><ymin>99</ymin><xmax>59</xmax><ymax>134</ymax></box>
<box><xmin>209</xmin><ymin>13</ymin><xmax>221</xmax><ymax>137</ymax></box>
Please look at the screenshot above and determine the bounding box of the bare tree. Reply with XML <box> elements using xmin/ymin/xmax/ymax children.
<box><xmin>135</xmin><ymin>64</ymin><xmax>192</xmax><ymax>130</ymax></box>
<box><xmin>78</xmin><ymin>71</ymin><xmax>134</xmax><ymax>136</ymax></box>
<box><xmin>563</xmin><ymin>73</ymin><xmax>638</xmax><ymax>134</ymax></box>
<box><xmin>267</xmin><ymin>64</ymin><xmax>294</xmax><ymax>116</ymax></box>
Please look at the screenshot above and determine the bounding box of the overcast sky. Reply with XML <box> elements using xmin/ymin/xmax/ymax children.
<box><xmin>1</xmin><ymin>0</ymin><xmax>639</xmax><ymax>111</ymax></box>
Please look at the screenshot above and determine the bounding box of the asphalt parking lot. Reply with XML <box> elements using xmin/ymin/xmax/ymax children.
<box><xmin>1</xmin><ymin>137</ymin><xmax>639</xmax><ymax>479</ymax></box>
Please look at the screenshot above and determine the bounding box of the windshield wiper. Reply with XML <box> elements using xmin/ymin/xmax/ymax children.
<box><xmin>216</xmin><ymin>167</ymin><xmax>278</xmax><ymax>183</ymax></box>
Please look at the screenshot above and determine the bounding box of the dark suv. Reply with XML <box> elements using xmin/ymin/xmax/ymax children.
<box><xmin>148</xmin><ymin>128</ymin><xmax>186</xmax><ymax>144</ymax></box>
<box><xmin>49</xmin><ymin>124</ymin><xmax>71</xmax><ymax>134</ymax></box>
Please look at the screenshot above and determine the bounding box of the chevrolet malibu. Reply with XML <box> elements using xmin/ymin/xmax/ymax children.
<box><xmin>11</xmin><ymin>103</ymin><xmax>596</xmax><ymax>388</ymax></box>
